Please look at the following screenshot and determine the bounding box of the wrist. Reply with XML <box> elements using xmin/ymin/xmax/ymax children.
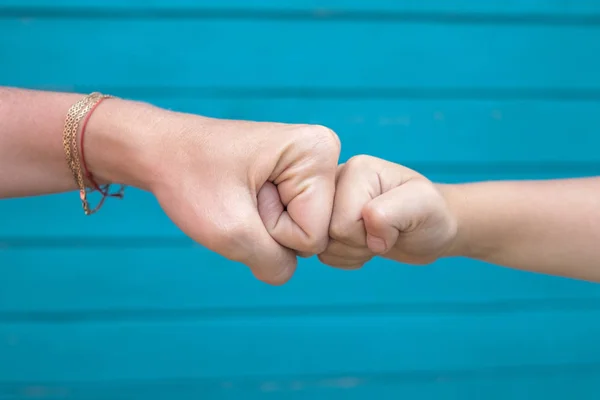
<box><xmin>84</xmin><ymin>97</ymin><xmax>164</xmax><ymax>192</ymax></box>
<box><xmin>435</xmin><ymin>183</ymin><xmax>474</xmax><ymax>259</ymax></box>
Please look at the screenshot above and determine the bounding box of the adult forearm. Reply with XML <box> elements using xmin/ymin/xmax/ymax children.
<box><xmin>0</xmin><ymin>87</ymin><xmax>157</xmax><ymax>197</ymax></box>
<box><xmin>442</xmin><ymin>178</ymin><xmax>600</xmax><ymax>281</ymax></box>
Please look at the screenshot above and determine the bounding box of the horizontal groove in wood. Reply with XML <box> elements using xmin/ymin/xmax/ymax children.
<box><xmin>1</xmin><ymin>298</ymin><xmax>600</xmax><ymax>324</ymax></box>
<box><xmin>3</xmin><ymin>8</ymin><xmax>600</xmax><ymax>25</ymax></box>
<box><xmin>1</xmin><ymin>362</ymin><xmax>600</xmax><ymax>394</ymax></box>
<box><xmin>1</xmin><ymin>249</ymin><xmax>598</xmax><ymax>314</ymax></box>
<box><xmin>3</xmin><ymin>0</ymin><xmax>600</xmax><ymax>21</ymax></box>
<box><xmin>1</xmin><ymin>364</ymin><xmax>599</xmax><ymax>400</ymax></box>
<box><xmin>3</xmin><ymin>20</ymin><xmax>600</xmax><ymax>90</ymax></box>
<box><xmin>12</xmin><ymin>86</ymin><xmax>600</xmax><ymax>101</ymax></box>
<box><xmin>3</xmin><ymin>310</ymin><xmax>600</xmax><ymax>381</ymax></box>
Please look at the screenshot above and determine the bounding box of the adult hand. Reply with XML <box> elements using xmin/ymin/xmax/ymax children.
<box><xmin>88</xmin><ymin>100</ymin><xmax>341</xmax><ymax>285</ymax></box>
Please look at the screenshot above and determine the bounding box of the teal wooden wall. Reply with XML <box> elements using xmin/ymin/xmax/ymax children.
<box><xmin>2</xmin><ymin>1</ymin><xmax>600</xmax><ymax>399</ymax></box>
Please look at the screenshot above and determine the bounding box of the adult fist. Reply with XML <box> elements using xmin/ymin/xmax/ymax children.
<box><xmin>318</xmin><ymin>155</ymin><xmax>458</xmax><ymax>269</ymax></box>
<box><xmin>96</xmin><ymin>101</ymin><xmax>340</xmax><ymax>285</ymax></box>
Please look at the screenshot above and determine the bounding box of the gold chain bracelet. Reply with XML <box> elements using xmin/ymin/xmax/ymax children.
<box><xmin>62</xmin><ymin>92</ymin><xmax>125</xmax><ymax>215</ymax></box>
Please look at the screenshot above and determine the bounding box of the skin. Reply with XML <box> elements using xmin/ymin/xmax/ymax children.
<box><xmin>4</xmin><ymin>87</ymin><xmax>599</xmax><ymax>284</ymax></box>
<box><xmin>318</xmin><ymin>155</ymin><xmax>600</xmax><ymax>283</ymax></box>
<box><xmin>0</xmin><ymin>87</ymin><xmax>341</xmax><ymax>285</ymax></box>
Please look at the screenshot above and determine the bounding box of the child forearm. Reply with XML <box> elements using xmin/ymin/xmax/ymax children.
<box><xmin>440</xmin><ymin>178</ymin><xmax>600</xmax><ymax>281</ymax></box>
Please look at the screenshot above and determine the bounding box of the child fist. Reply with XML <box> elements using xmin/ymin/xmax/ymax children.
<box><xmin>318</xmin><ymin>155</ymin><xmax>458</xmax><ymax>269</ymax></box>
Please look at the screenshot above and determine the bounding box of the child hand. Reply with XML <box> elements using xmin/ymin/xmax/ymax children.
<box><xmin>318</xmin><ymin>155</ymin><xmax>459</xmax><ymax>269</ymax></box>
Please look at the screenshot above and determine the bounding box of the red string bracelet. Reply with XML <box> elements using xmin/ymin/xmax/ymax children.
<box><xmin>78</xmin><ymin>97</ymin><xmax>126</xmax><ymax>213</ymax></box>
<box><xmin>79</xmin><ymin>98</ymin><xmax>108</xmax><ymax>195</ymax></box>
<box><xmin>63</xmin><ymin>92</ymin><xmax>125</xmax><ymax>216</ymax></box>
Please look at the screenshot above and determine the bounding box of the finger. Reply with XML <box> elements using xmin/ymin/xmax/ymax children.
<box><xmin>264</xmin><ymin>130</ymin><xmax>340</xmax><ymax>254</ymax></box>
<box><xmin>328</xmin><ymin>157</ymin><xmax>381</xmax><ymax>247</ymax></box>
<box><xmin>317</xmin><ymin>252</ymin><xmax>369</xmax><ymax>270</ymax></box>
<box><xmin>258</xmin><ymin>182</ymin><xmax>315</xmax><ymax>260</ymax></box>
<box><xmin>271</xmin><ymin>162</ymin><xmax>344</xmax><ymax>258</ymax></box>
<box><xmin>362</xmin><ymin>179</ymin><xmax>431</xmax><ymax>255</ymax></box>
<box><xmin>382</xmin><ymin>247</ymin><xmax>430</xmax><ymax>266</ymax></box>
<box><xmin>225</xmin><ymin>191</ymin><xmax>298</xmax><ymax>285</ymax></box>
<box><xmin>335</xmin><ymin>163</ymin><xmax>345</xmax><ymax>184</ymax></box>
<box><xmin>317</xmin><ymin>238</ymin><xmax>372</xmax><ymax>269</ymax></box>
<box><xmin>258</xmin><ymin>181</ymin><xmax>285</xmax><ymax>234</ymax></box>
<box><xmin>324</xmin><ymin>239</ymin><xmax>372</xmax><ymax>259</ymax></box>
<box><xmin>264</xmin><ymin>177</ymin><xmax>334</xmax><ymax>254</ymax></box>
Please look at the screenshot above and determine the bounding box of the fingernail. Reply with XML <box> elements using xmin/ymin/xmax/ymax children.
<box><xmin>366</xmin><ymin>234</ymin><xmax>387</xmax><ymax>254</ymax></box>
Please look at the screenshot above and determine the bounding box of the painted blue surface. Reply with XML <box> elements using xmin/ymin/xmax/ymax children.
<box><xmin>1</xmin><ymin>1</ymin><xmax>600</xmax><ymax>399</ymax></box>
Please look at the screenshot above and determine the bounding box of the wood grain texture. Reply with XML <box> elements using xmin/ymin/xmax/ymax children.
<box><xmin>3</xmin><ymin>310</ymin><xmax>600</xmax><ymax>381</ymax></box>
<box><xmin>2</xmin><ymin>0</ymin><xmax>600</xmax><ymax>16</ymax></box>
<box><xmin>2</xmin><ymin>249</ymin><xmax>599</xmax><ymax>314</ymax></box>
<box><xmin>2</xmin><ymin>19</ymin><xmax>600</xmax><ymax>90</ymax></box>
<box><xmin>1</xmin><ymin>371</ymin><xmax>599</xmax><ymax>400</ymax></box>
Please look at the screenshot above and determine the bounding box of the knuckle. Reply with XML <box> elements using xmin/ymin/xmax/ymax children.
<box><xmin>326</xmin><ymin>239</ymin><xmax>364</xmax><ymax>258</ymax></box>
<box><xmin>329</xmin><ymin>220</ymin><xmax>352</xmax><ymax>243</ymax></box>
<box><xmin>318</xmin><ymin>253</ymin><xmax>365</xmax><ymax>270</ymax></box>
<box><xmin>260</xmin><ymin>265</ymin><xmax>294</xmax><ymax>286</ymax></box>
<box><xmin>362</xmin><ymin>202</ymin><xmax>388</xmax><ymax>228</ymax></box>
<box><xmin>344</xmin><ymin>154</ymin><xmax>376</xmax><ymax>173</ymax></box>
<box><xmin>317</xmin><ymin>253</ymin><xmax>340</xmax><ymax>267</ymax></box>
<box><xmin>348</xmin><ymin>154</ymin><xmax>376</xmax><ymax>166</ymax></box>
<box><xmin>329</xmin><ymin>216</ymin><xmax>368</xmax><ymax>247</ymax></box>
<box><xmin>303</xmin><ymin>124</ymin><xmax>341</xmax><ymax>155</ymax></box>
<box><xmin>317</xmin><ymin>253</ymin><xmax>335</xmax><ymax>267</ymax></box>
<box><xmin>296</xmin><ymin>235</ymin><xmax>329</xmax><ymax>254</ymax></box>
<box><xmin>303</xmin><ymin>234</ymin><xmax>329</xmax><ymax>255</ymax></box>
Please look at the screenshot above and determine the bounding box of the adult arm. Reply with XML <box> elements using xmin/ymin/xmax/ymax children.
<box><xmin>0</xmin><ymin>87</ymin><xmax>152</xmax><ymax>197</ymax></box>
<box><xmin>0</xmin><ymin>87</ymin><xmax>341</xmax><ymax>284</ymax></box>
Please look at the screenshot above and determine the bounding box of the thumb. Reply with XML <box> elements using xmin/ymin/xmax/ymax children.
<box><xmin>361</xmin><ymin>179</ymin><xmax>430</xmax><ymax>254</ymax></box>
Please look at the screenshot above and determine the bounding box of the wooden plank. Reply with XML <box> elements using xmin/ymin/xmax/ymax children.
<box><xmin>2</xmin><ymin>369</ymin><xmax>600</xmax><ymax>400</ymax></box>
<box><xmin>2</xmin><ymin>20</ymin><xmax>600</xmax><ymax>90</ymax></box>
<box><xmin>1</xmin><ymin>98</ymin><xmax>599</xmax><ymax>238</ymax></box>
<box><xmin>2</xmin><ymin>0</ymin><xmax>600</xmax><ymax>17</ymax></box>
<box><xmin>2</xmin><ymin>310</ymin><xmax>600</xmax><ymax>382</ymax></box>
<box><xmin>1</xmin><ymin>248</ymin><xmax>599</xmax><ymax>313</ymax></box>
